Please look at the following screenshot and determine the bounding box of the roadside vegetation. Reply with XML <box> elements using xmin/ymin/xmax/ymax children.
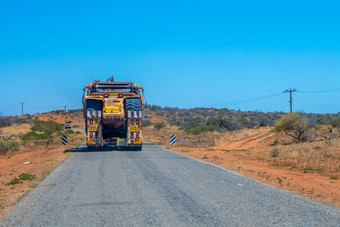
<box><xmin>144</xmin><ymin>105</ymin><xmax>340</xmax><ymax>176</ymax></box>
<box><xmin>144</xmin><ymin>105</ymin><xmax>340</xmax><ymax>136</ymax></box>
<box><xmin>0</xmin><ymin>115</ymin><xmax>83</xmax><ymax>155</ymax></box>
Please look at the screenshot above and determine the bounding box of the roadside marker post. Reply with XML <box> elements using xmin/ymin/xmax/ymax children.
<box><xmin>170</xmin><ymin>134</ymin><xmax>176</xmax><ymax>145</ymax></box>
<box><xmin>61</xmin><ymin>134</ymin><xmax>68</xmax><ymax>145</ymax></box>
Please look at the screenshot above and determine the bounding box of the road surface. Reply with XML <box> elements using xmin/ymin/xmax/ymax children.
<box><xmin>1</xmin><ymin>143</ymin><xmax>340</xmax><ymax>226</ymax></box>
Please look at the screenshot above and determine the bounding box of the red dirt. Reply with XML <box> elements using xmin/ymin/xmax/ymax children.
<box><xmin>0</xmin><ymin>119</ymin><xmax>84</xmax><ymax>218</ymax></box>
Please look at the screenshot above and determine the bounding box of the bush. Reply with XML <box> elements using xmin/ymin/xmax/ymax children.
<box><xmin>142</xmin><ymin>120</ymin><xmax>152</xmax><ymax>127</ymax></box>
<box><xmin>75</xmin><ymin>131</ymin><xmax>81</xmax><ymax>134</ymax></box>
<box><xmin>56</xmin><ymin>131</ymin><xmax>64</xmax><ymax>136</ymax></box>
<box><xmin>0</xmin><ymin>117</ymin><xmax>12</xmax><ymax>128</ymax></box>
<box><xmin>31</xmin><ymin>120</ymin><xmax>63</xmax><ymax>135</ymax></box>
<box><xmin>171</xmin><ymin>121</ymin><xmax>181</xmax><ymax>126</ymax></box>
<box><xmin>330</xmin><ymin>118</ymin><xmax>340</xmax><ymax>128</ymax></box>
<box><xmin>317</xmin><ymin>116</ymin><xmax>325</xmax><ymax>125</ymax></box>
<box><xmin>12</xmin><ymin>115</ymin><xmax>34</xmax><ymax>124</ymax></box>
<box><xmin>21</xmin><ymin>131</ymin><xmax>52</xmax><ymax>140</ymax></box>
<box><xmin>237</xmin><ymin>118</ymin><xmax>249</xmax><ymax>127</ymax></box>
<box><xmin>154</xmin><ymin>122</ymin><xmax>166</xmax><ymax>130</ymax></box>
<box><xmin>270</xmin><ymin>148</ymin><xmax>280</xmax><ymax>158</ymax></box>
<box><xmin>0</xmin><ymin>141</ymin><xmax>20</xmax><ymax>153</ymax></box>
<box><xmin>65</xmin><ymin>129</ymin><xmax>74</xmax><ymax>134</ymax></box>
<box><xmin>7</xmin><ymin>173</ymin><xmax>36</xmax><ymax>185</ymax></box>
<box><xmin>7</xmin><ymin>178</ymin><xmax>21</xmax><ymax>185</ymax></box>
<box><xmin>273</xmin><ymin>113</ymin><xmax>310</xmax><ymax>141</ymax></box>
<box><xmin>184</xmin><ymin>124</ymin><xmax>219</xmax><ymax>135</ymax></box>
<box><xmin>18</xmin><ymin>173</ymin><xmax>36</xmax><ymax>180</ymax></box>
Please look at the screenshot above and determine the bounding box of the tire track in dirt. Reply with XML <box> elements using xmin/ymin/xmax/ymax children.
<box><xmin>218</xmin><ymin>131</ymin><xmax>274</xmax><ymax>150</ymax></box>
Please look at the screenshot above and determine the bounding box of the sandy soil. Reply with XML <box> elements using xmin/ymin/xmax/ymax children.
<box><xmin>0</xmin><ymin>127</ymin><xmax>84</xmax><ymax>218</ymax></box>
<box><xmin>144</xmin><ymin>127</ymin><xmax>340</xmax><ymax>207</ymax></box>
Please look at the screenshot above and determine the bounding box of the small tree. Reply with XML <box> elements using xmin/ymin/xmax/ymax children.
<box><xmin>154</xmin><ymin>122</ymin><xmax>166</xmax><ymax>130</ymax></box>
<box><xmin>273</xmin><ymin>113</ymin><xmax>310</xmax><ymax>141</ymax></box>
<box><xmin>330</xmin><ymin>118</ymin><xmax>340</xmax><ymax>128</ymax></box>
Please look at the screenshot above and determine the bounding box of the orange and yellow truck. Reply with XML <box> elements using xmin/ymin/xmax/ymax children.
<box><xmin>82</xmin><ymin>77</ymin><xmax>144</xmax><ymax>150</ymax></box>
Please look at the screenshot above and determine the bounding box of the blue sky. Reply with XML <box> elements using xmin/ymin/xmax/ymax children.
<box><xmin>1</xmin><ymin>0</ymin><xmax>340</xmax><ymax>116</ymax></box>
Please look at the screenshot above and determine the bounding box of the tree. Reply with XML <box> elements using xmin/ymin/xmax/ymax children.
<box><xmin>273</xmin><ymin>113</ymin><xmax>310</xmax><ymax>141</ymax></box>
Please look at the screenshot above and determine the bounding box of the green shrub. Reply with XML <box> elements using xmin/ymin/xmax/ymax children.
<box><xmin>237</xmin><ymin>118</ymin><xmax>249</xmax><ymax>127</ymax></box>
<box><xmin>7</xmin><ymin>173</ymin><xmax>36</xmax><ymax>185</ymax></box>
<box><xmin>65</xmin><ymin>129</ymin><xmax>74</xmax><ymax>134</ymax></box>
<box><xmin>316</xmin><ymin>116</ymin><xmax>325</xmax><ymax>125</ymax></box>
<box><xmin>7</xmin><ymin>178</ymin><xmax>20</xmax><ymax>185</ymax></box>
<box><xmin>56</xmin><ymin>131</ymin><xmax>64</xmax><ymax>136</ymax></box>
<box><xmin>0</xmin><ymin>141</ymin><xmax>20</xmax><ymax>153</ymax></box>
<box><xmin>66</xmin><ymin>121</ymin><xmax>72</xmax><ymax>124</ymax></box>
<box><xmin>171</xmin><ymin>121</ymin><xmax>181</xmax><ymax>126</ymax></box>
<box><xmin>142</xmin><ymin>120</ymin><xmax>152</xmax><ymax>127</ymax></box>
<box><xmin>184</xmin><ymin>124</ymin><xmax>218</xmax><ymax>135</ymax></box>
<box><xmin>21</xmin><ymin>131</ymin><xmax>52</xmax><ymax>140</ymax></box>
<box><xmin>75</xmin><ymin>131</ymin><xmax>81</xmax><ymax>134</ymax></box>
<box><xmin>18</xmin><ymin>173</ymin><xmax>36</xmax><ymax>181</ymax></box>
<box><xmin>154</xmin><ymin>122</ymin><xmax>166</xmax><ymax>130</ymax></box>
<box><xmin>31</xmin><ymin>120</ymin><xmax>63</xmax><ymax>135</ymax></box>
<box><xmin>330</xmin><ymin>118</ymin><xmax>340</xmax><ymax>128</ymax></box>
<box><xmin>273</xmin><ymin>113</ymin><xmax>309</xmax><ymax>141</ymax></box>
<box><xmin>73</xmin><ymin>125</ymin><xmax>80</xmax><ymax>128</ymax></box>
<box><xmin>270</xmin><ymin>147</ymin><xmax>280</xmax><ymax>158</ymax></box>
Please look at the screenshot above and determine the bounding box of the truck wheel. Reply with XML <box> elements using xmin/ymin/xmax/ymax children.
<box><xmin>126</xmin><ymin>98</ymin><xmax>142</xmax><ymax>111</ymax></box>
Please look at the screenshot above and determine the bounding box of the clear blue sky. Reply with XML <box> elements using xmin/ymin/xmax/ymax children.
<box><xmin>1</xmin><ymin>0</ymin><xmax>340</xmax><ymax>116</ymax></box>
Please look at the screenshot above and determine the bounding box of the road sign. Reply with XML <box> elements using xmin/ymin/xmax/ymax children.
<box><xmin>61</xmin><ymin>134</ymin><xmax>67</xmax><ymax>145</ymax></box>
<box><xmin>170</xmin><ymin>134</ymin><xmax>176</xmax><ymax>145</ymax></box>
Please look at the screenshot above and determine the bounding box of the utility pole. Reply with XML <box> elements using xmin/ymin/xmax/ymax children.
<box><xmin>21</xmin><ymin>102</ymin><xmax>24</xmax><ymax>116</ymax></box>
<box><xmin>283</xmin><ymin>89</ymin><xmax>297</xmax><ymax>113</ymax></box>
<box><xmin>63</xmin><ymin>105</ymin><xmax>68</xmax><ymax>125</ymax></box>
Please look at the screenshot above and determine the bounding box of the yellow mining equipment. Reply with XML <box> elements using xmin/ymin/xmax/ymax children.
<box><xmin>82</xmin><ymin>77</ymin><xmax>144</xmax><ymax>151</ymax></box>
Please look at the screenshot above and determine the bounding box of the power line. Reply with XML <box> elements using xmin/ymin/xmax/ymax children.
<box><xmin>298</xmin><ymin>88</ymin><xmax>340</xmax><ymax>94</ymax></box>
<box><xmin>283</xmin><ymin>89</ymin><xmax>296</xmax><ymax>113</ymax></box>
<box><xmin>203</xmin><ymin>92</ymin><xmax>283</xmax><ymax>107</ymax></box>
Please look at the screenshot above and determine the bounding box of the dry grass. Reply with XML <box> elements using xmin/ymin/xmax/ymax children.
<box><xmin>215</xmin><ymin>127</ymin><xmax>269</xmax><ymax>145</ymax></box>
<box><xmin>0</xmin><ymin>124</ymin><xmax>31</xmax><ymax>141</ymax></box>
<box><xmin>271</xmin><ymin>138</ymin><xmax>340</xmax><ymax>173</ymax></box>
<box><xmin>146</xmin><ymin>125</ymin><xmax>340</xmax><ymax>175</ymax></box>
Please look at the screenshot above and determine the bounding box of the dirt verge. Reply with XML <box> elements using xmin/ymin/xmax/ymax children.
<box><xmin>0</xmin><ymin>136</ymin><xmax>84</xmax><ymax>218</ymax></box>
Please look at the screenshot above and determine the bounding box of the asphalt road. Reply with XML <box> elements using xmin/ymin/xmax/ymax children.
<box><xmin>1</xmin><ymin>142</ymin><xmax>340</xmax><ymax>226</ymax></box>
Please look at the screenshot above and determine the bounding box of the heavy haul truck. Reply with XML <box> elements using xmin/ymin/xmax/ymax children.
<box><xmin>82</xmin><ymin>77</ymin><xmax>144</xmax><ymax>150</ymax></box>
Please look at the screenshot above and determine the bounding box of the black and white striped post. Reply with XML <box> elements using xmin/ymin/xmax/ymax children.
<box><xmin>170</xmin><ymin>134</ymin><xmax>176</xmax><ymax>145</ymax></box>
<box><xmin>61</xmin><ymin>134</ymin><xmax>67</xmax><ymax>145</ymax></box>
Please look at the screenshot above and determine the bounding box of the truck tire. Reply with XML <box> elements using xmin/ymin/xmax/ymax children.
<box><xmin>126</xmin><ymin>98</ymin><xmax>141</xmax><ymax>111</ymax></box>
